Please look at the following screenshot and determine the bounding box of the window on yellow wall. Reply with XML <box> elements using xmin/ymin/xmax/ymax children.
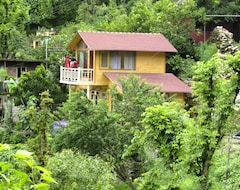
<box><xmin>110</xmin><ymin>51</ymin><xmax>135</xmax><ymax>70</ymax></box>
<box><xmin>110</xmin><ymin>51</ymin><xmax>121</xmax><ymax>69</ymax></box>
<box><xmin>123</xmin><ymin>52</ymin><xmax>135</xmax><ymax>69</ymax></box>
<box><xmin>101</xmin><ymin>52</ymin><xmax>108</xmax><ymax>68</ymax></box>
<box><xmin>101</xmin><ymin>51</ymin><xmax>135</xmax><ymax>70</ymax></box>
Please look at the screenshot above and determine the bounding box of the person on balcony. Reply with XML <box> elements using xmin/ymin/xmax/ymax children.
<box><xmin>64</xmin><ymin>55</ymin><xmax>70</xmax><ymax>67</ymax></box>
<box><xmin>70</xmin><ymin>57</ymin><xmax>79</xmax><ymax>68</ymax></box>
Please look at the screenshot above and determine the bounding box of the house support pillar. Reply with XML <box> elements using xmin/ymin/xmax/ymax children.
<box><xmin>87</xmin><ymin>85</ymin><xmax>90</xmax><ymax>99</ymax></box>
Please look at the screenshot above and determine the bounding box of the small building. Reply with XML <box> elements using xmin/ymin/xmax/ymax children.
<box><xmin>33</xmin><ymin>27</ymin><xmax>56</xmax><ymax>49</ymax></box>
<box><xmin>60</xmin><ymin>31</ymin><xmax>191</xmax><ymax>105</ymax></box>
<box><xmin>0</xmin><ymin>59</ymin><xmax>43</xmax><ymax>78</ymax></box>
<box><xmin>0</xmin><ymin>59</ymin><xmax>43</xmax><ymax>115</ymax></box>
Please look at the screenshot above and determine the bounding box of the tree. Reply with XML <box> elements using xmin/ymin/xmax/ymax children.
<box><xmin>166</xmin><ymin>54</ymin><xmax>196</xmax><ymax>78</ymax></box>
<box><xmin>47</xmin><ymin>149</ymin><xmax>119</xmax><ymax>190</ymax></box>
<box><xmin>144</xmin><ymin>52</ymin><xmax>240</xmax><ymax>188</ymax></box>
<box><xmin>26</xmin><ymin>91</ymin><xmax>54</xmax><ymax>166</ymax></box>
<box><xmin>124</xmin><ymin>32</ymin><xmax>240</xmax><ymax>188</ymax></box>
<box><xmin>103</xmin><ymin>74</ymin><xmax>165</xmax><ymax>182</ymax></box>
<box><xmin>196</xmin><ymin>0</ymin><xmax>240</xmax><ymax>22</ymax></box>
<box><xmin>26</xmin><ymin>0</ymin><xmax>54</xmax><ymax>30</ymax></box>
<box><xmin>151</xmin><ymin>0</ymin><xmax>203</xmax><ymax>56</ymax></box>
<box><xmin>207</xmin><ymin>137</ymin><xmax>240</xmax><ymax>189</ymax></box>
<box><xmin>194</xmin><ymin>42</ymin><xmax>217</xmax><ymax>62</ymax></box>
<box><xmin>124</xmin><ymin>102</ymin><xmax>198</xmax><ymax>189</ymax></box>
<box><xmin>0</xmin><ymin>0</ymin><xmax>30</xmax><ymax>58</ymax></box>
<box><xmin>74</xmin><ymin>0</ymin><xmax>129</xmax><ymax>32</ymax></box>
<box><xmin>11</xmin><ymin>64</ymin><xmax>67</xmax><ymax>106</ymax></box>
<box><xmin>52</xmin><ymin>89</ymin><xmax>117</xmax><ymax>156</ymax></box>
<box><xmin>48</xmin><ymin>0</ymin><xmax>84</xmax><ymax>27</ymax></box>
<box><xmin>53</xmin><ymin>74</ymin><xmax>166</xmax><ymax>185</ymax></box>
<box><xmin>0</xmin><ymin>70</ymin><xmax>17</xmax><ymax>144</ymax></box>
<box><xmin>127</xmin><ymin>0</ymin><xmax>155</xmax><ymax>33</ymax></box>
<box><xmin>190</xmin><ymin>51</ymin><xmax>240</xmax><ymax>182</ymax></box>
<box><xmin>94</xmin><ymin>0</ymin><xmax>129</xmax><ymax>32</ymax></box>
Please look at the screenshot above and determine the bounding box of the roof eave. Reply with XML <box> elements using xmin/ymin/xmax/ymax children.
<box><xmin>66</xmin><ymin>32</ymin><xmax>81</xmax><ymax>50</ymax></box>
<box><xmin>86</xmin><ymin>49</ymin><xmax>177</xmax><ymax>52</ymax></box>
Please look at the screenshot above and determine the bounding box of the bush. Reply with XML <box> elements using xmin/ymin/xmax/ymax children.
<box><xmin>0</xmin><ymin>143</ymin><xmax>56</xmax><ymax>189</ymax></box>
<box><xmin>194</xmin><ymin>42</ymin><xmax>217</xmax><ymax>61</ymax></box>
<box><xmin>167</xmin><ymin>54</ymin><xmax>196</xmax><ymax>78</ymax></box>
<box><xmin>47</xmin><ymin>149</ymin><xmax>119</xmax><ymax>190</ymax></box>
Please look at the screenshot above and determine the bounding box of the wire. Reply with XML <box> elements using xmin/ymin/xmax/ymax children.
<box><xmin>51</xmin><ymin>0</ymin><xmax>83</xmax><ymax>15</ymax></box>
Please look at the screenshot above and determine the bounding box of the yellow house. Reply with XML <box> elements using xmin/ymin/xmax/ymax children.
<box><xmin>60</xmin><ymin>31</ymin><xmax>191</xmax><ymax>103</ymax></box>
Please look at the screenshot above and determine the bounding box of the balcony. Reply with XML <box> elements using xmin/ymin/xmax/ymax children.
<box><xmin>60</xmin><ymin>66</ymin><xmax>94</xmax><ymax>85</ymax></box>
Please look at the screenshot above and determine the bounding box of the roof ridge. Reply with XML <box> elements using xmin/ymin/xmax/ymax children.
<box><xmin>78</xmin><ymin>30</ymin><xmax>162</xmax><ymax>35</ymax></box>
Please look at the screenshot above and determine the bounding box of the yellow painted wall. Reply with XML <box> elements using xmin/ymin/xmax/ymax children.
<box><xmin>135</xmin><ymin>52</ymin><xmax>166</xmax><ymax>73</ymax></box>
<box><xmin>92</xmin><ymin>51</ymin><xmax>166</xmax><ymax>86</ymax></box>
<box><xmin>93</xmin><ymin>51</ymin><xmax>111</xmax><ymax>86</ymax></box>
<box><xmin>168</xmin><ymin>93</ymin><xmax>185</xmax><ymax>104</ymax></box>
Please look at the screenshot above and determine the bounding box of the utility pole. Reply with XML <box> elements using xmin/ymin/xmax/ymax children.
<box><xmin>45</xmin><ymin>38</ymin><xmax>50</xmax><ymax>69</ymax></box>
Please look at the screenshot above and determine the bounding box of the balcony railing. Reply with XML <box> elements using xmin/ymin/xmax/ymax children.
<box><xmin>60</xmin><ymin>66</ymin><xmax>94</xmax><ymax>85</ymax></box>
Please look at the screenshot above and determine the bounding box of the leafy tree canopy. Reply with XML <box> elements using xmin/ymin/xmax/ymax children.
<box><xmin>53</xmin><ymin>74</ymin><xmax>166</xmax><ymax>184</ymax></box>
<box><xmin>0</xmin><ymin>0</ymin><xmax>30</xmax><ymax>58</ymax></box>
<box><xmin>196</xmin><ymin>0</ymin><xmax>240</xmax><ymax>22</ymax></box>
<box><xmin>47</xmin><ymin>149</ymin><xmax>118</xmax><ymax>190</ymax></box>
<box><xmin>11</xmin><ymin>64</ymin><xmax>67</xmax><ymax>106</ymax></box>
<box><xmin>26</xmin><ymin>0</ymin><xmax>54</xmax><ymax>29</ymax></box>
<box><xmin>124</xmin><ymin>49</ymin><xmax>240</xmax><ymax>189</ymax></box>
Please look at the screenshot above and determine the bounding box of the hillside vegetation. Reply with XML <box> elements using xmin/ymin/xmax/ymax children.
<box><xmin>1</xmin><ymin>0</ymin><xmax>240</xmax><ymax>189</ymax></box>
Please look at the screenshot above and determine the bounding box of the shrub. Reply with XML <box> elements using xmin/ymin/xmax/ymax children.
<box><xmin>47</xmin><ymin>149</ymin><xmax>118</xmax><ymax>190</ymax></box>
<box><xmin>0</xmin><ymin>143</ymin><xmax>56</xmax><ymax>189</ymax></box>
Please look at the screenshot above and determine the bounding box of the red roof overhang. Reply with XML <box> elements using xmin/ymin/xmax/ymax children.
<box><xmin>104</xmin><ymin>72</ymin><xmax>191</xmax><ymax>93</ymax></box>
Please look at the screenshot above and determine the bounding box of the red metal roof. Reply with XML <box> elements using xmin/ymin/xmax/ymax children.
<box><xmin>68</xmin><ymin>31</ymin><xmax>177</xmax><ymax>52</ymax></box>
<box><xmin>104</xmin><ymin>72</ymin><xmax>191</xmax><ymax>93</ymax></box>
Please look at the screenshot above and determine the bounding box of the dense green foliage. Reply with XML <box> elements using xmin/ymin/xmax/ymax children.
<box><xmin>0</xmin><ymin>0</ymin><xmax>30</xmax><ymax>58</ymax></box>
<box><xmin>53</xmin><ymin>74</ymin><xmax>166</xmax><ymax>184</ymax></box>
<box><xmin>3</xmin><ymin>52</ymin><xmax>240</xmax><ymax>188</ymax></box>
<box><xmin>47</xmin><ymin>149</ymin><xmax>119</xmax><ymax>190</ymax></box>
<box><xmin>191</xmin><ymin>52</ymin><xmax>240</xmax><ymax>184</ymax></box>
<box><xmin>197</xmin><ymin>0</ymin><xmax>240</xmax><ymax>22</ymax></box>
<box><xmin>0</xmin><ymin>143</ymin><xmax>56</xmax><ymax>189</ymax></box>
<box><xmin>125</xmin><ymin>102</ymin><xmax>195</xmax><ymax>189</ymax></box>
<box><xmin>52</xmin><ymin>90</ymin><xmax>115</xmax><ymax>156</ymax></box>
<box><xmin>122</xmin><ymin>51</ymin><xmax>240</xmax><ymax>189</ymax></box>
<box><xmin>11</xmin><ymin>65</ymin><xmax>67</xmax><ymax>106</ymax></box>
<box><xmin>26</xmin><ymin>91</ymin><xmax>54</xmax><ymax>166</ymax></box>
<box><xmin>1</xmin><ymin>0</ymin><xmax>239</xmax><ymax>73</ymax></box>
<box><xmin>1</xmin><ymin>0</ymin><xmax>240</xmax><ymax>189</ymax></box>
<box><xmin>208</xmin><ymin>138</ymin><xmax>240</xmax><ymax>189</ymax></box>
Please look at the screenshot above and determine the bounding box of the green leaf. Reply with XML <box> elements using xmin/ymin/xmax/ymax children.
<box><xmin>0</xmin><ymin>144</ymin><xmax>10</xmax><ymax>151</ymax></box>
<box><xmin>1</xmin><ymin>173</ymin><xmax>10</xmax><ymax>184</ymax></box>
<box><xmin>14</xmin><ymin>150</ymin><xmax>33</xmax><ymax>159</ymax></box>
<box><xmin>35</xmin><ymin>166</ymin><xmax>50</xmax><ymax>174</ymax></box>
<box><xmin>32</xmin><ymin>183</ymin><xmax>50</xmax><ymax>190</ymax></box>
<box><xmin>41</xmin><ymin>173</ymin><xmax>57</xmax><ymax>183</ymax></box>
<box><xmin>12</xmin><ymin>169</ymin><xmax>32</xmax><ymax>186</ymax></box>
<box><xmin>0</xmin><ymin>162</ymin><xmax>12</xmax><ymax>172</ymax></box>
<box><xmin>25</xmin><ymin>159</ymin><xmax>34</xmax><ymax>167</ymax></box>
